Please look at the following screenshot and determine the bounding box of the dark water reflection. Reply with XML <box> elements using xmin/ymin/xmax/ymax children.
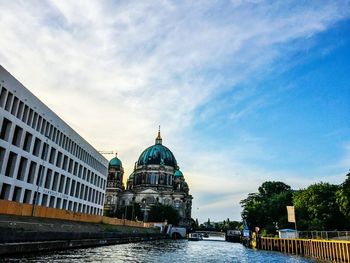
<box><xmin>2</xmin><ymin>239</ymin><xmax>317</xmax><ymax>263</ymax></box>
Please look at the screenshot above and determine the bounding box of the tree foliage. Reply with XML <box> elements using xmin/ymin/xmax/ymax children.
<box><xmin>293</xmin><ymin>182</ymin><xmax>348</xmax><ymax>230</ymax></box>
<box><xmin>148</xmin><ymin>204</ymin><xmax>180</xmax><ymax>225</ymax></box>
<box><xmin>336</xmin><ymin>172</ymin><xmax>350</xmax><ymax>219</ymax></box>
<box><xmin>240</xmin><ymin>181</ymin><xmax>293</xmax><ymax>235</ymax></box>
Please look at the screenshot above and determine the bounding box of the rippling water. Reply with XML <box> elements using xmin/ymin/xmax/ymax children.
<box><xmin>3</xmin><ymin>238</ymin><xmax>316</xmax><ymax>263</ymax></box>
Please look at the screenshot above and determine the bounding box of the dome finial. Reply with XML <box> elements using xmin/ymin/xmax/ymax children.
<box><xmin>155</xmin><ymin>125</ymin><xmax>162</xmax><ymax>144</ymax></box>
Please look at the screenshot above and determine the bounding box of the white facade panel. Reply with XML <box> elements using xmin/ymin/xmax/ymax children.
<box><xmin>0</xmin><ymin>65</ymin><xmax>108</xmax><ymax>215</ymax></box>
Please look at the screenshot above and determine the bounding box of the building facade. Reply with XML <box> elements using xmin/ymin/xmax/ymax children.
<box><xmin>104</xmin><ymin>129</ymin><xmax>192</xmax><ymax>226</ymax></box>
<box><xmin>0</xmin><ymin>65</ymin><xmax>108</xmax><ymax>215</ymax></box>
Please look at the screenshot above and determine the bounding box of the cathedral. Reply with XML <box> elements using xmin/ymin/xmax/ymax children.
<box><xmin>104</xmin><ymin>129</ymin><xmax>192</xmax><ymax>226</ymax></box>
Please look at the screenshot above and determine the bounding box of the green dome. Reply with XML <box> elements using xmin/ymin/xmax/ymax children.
<box><xmin>109</xmin><ymin>156</ymin><xmax>122</xmax><ymax>167</ymax></box>
<box><xmin>137</xmin><ymin>144</ymin><xmax>177</xmax><ymax>168</ymax></box>
<box><xmin>174</xmin><ymin>169</ymin><xmax>183</xmax><ymax>177</ymax></box>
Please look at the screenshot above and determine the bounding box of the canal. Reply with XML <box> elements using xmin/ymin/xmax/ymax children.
<box><xmin>2</xmin><ymin>238</ymin><xmax>316</xmax><ymax>262</ymax></box>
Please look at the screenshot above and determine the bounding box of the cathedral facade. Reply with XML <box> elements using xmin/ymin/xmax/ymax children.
<box><xmin>104</xmin><ymin>130</ymin><xmax>192</xmax><ymax>226</ymax></box>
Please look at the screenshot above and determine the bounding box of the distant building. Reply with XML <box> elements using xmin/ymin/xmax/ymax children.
<box><xmin>0</xmin><ymin>65</ymin><xmax>108</xmax><ymax>215</ymax></box>
<box><xmin>104</xmin><ymin>129</ymin><xmax>193</xmax><ymax>226</ymax></box>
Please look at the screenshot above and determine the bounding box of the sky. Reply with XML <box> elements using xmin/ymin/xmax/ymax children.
<box><xmin>0</xmin><ymin>0</ymin><xmax>349</xmax><ymax>223</ymax></box>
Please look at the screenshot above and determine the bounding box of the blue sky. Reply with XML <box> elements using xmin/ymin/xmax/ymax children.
<box><xmin>0</xmin><ymin>0</ymin><xmax>349</xmax><ymax>222</ymax></box>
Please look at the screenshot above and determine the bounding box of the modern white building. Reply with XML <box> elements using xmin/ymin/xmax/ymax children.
<box><xmin>0</xmin><ymin>65</ymin><xmax>108</xmax><ymax>215</ymax></box>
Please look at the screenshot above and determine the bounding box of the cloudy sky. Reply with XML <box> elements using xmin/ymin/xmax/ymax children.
<box><xmin>1</xmin><ymin>0</ymin><xmax>349</xmax><ymax>222</ymax></box>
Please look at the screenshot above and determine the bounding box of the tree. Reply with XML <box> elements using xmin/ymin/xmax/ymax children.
<box><xmin>148</xmin><ymin>204</ymin><xmax>180</xmax><ymax>225</ymax></box>
<box><xmin>240</xmin><ymin>181</ymin><xmax>293</xmax><ymax>235</ymax></box>
<box><xmin>114</xmin><ymin>203</ymin><xmax>142</xmax><ymax>220</ymax></box>
<box><xmin>293</xmin><ymin>182</ymin><xmax>348</xmax><ymax>230</ymax></box>
<box><xmin>336</xmin><ymin>172</ymin><xmax>350</xmax><ymax>219</ymax></box>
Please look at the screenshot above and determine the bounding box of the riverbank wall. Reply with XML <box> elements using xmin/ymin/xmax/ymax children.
<box><xmin>0</xmin><ymin>199</ymin><xmax>167</xmax><ymax>256</ymax></box>
<box><xmin>258</xmin><ymin>237</ymin><xmax>350</xmax><ymax>262</ymax></box>
<box><xmin>0</xmin><ymin>214</ymin><xmax>166</xmax><ymax>256</ymax></box>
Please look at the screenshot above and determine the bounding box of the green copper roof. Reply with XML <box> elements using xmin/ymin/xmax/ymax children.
<box><xmin>137</xmin><ymin>143</ymin><xmax>177</xmax><ymax>168</ymax></box>
<box><xmin>174</xmin><ymin>169</ymin><xmax>183</xmax><ymax>177</ymax></box>
<box><xmin>109</xmin><ymin>156</ymin><xmax>122</xmax><ymax>167</ymax></box>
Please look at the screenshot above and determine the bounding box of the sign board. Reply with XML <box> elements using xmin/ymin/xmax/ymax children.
<box><xmin>287</xmin><ymin>206</ymin><xmax>296</xmax><ymax>223</ymax></box>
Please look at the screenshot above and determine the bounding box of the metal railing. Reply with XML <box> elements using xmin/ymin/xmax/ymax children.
<box><xmin>297</xmin><ymin>231</ymin><xmax>350</xmax><ymax>240</ymax></box>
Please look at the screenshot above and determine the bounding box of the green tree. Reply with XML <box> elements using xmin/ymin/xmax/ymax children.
<box><xmin>114</xmin><ymin>203</ymin><xmax>142</xmax><ymax>220</ymax></box>
<box><xmin>336</xmin><ymin>172</ymin><xmax>350</xmax><ymax>219</ymax></box>
<box><xmin>240</xmin><ymin>181</ymin><xmax>293</xmax><ymax>235</ymax></box>
<box><xmin>293</xmin><ymin>182</ymin><xmax>348</xmax><ymax>230</ymax></box>
<box><xmin>148</xmin><ymin>204</ymin><xmax>180</xmax><ymax>225</ymax></box>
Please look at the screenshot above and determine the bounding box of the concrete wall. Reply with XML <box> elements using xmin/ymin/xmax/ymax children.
<box><xmin>0</xmin><ymin>199</ymin><xmax>152</xmax><ymax>228</ymax></box>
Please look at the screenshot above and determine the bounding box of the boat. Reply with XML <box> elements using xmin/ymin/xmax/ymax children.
<box><xmin>225</xmin><ymin>230</ymin><xmax>242</xmax><ymax>242</ymax></box>
<box><xmin>203</xmin><ymin>232</ymin><xmax>209</xmax><ymax>238</ymax></box>
<box><xmin>188</xmin><ymin>233</ymin><xmax>203</xmax><ymax>241</ymax></box>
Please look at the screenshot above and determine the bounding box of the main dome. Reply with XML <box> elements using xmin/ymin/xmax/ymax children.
<box><xmin>137</xmin><ymin>129</ymin><xmax>177</xmax><ymax>168</ymax></box>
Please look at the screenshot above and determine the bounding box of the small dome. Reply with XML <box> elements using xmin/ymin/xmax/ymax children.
<box><xmin>174</xmin><ymin>169</ymin><xmax>183</xmax><ymax>177</ymax></box>
<box><xmin>109</xmin><ymin>156</ymin><xmax>122</xmax><ymax>167</ymax></box>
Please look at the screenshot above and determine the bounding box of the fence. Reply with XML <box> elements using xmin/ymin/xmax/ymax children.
<box><xmin>260</xmin><ymin>237</ymin><xmax>350</xmax><ymax>262</ymax></box>
<box><xmin>298</xmin><ymin>231</ymin><xmax>350</xmax><ymax>241</ymax></box>
<box><xmin>0</xmin><ymin>199</ymin><xmax>152</xmax><ymax>228</ymax></box>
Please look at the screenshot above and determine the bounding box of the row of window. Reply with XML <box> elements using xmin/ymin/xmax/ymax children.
<box><xmin>0</xmin><ymin>183</ymin><xmax>102</xmax><ymax>215</ymax></box>
<box><xmin>0</xmin><ymin>148</ymin><xmax>105</xmax><ymax>205</ymax></box>
<box><xmin>0</xmin><ymin>86</ymin><xmax>106</xmax><ymax>174</ymax></box>
<box><xmin>0</xmin><ymin>118</ymin><xmax>106</xmax><ymax>189</ymax></box>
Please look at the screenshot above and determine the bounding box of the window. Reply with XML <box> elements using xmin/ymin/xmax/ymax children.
<box><xmin>70</xmin><ymin>180</ymin><xmax>75</xmax><ymax>196</ymax></box>
<box><xmin>64</xmin><ymin>178</ymin><xmax>70</xmax><ymax>195</ymax></box>
<box><xmin>40</xmin><ymin>119</ymin><xmax>46</xmax><ymax>134</ymax></box>
<box><xmin>16</xmin><ymin>101</ymin><xmax>24</xmax><ymax>119</ymax></box>
<box><xmin>0</xmin><ymin>147</ymin><xmax>5</xmax><ymax>172</ymax></box>
<box><xmin>58</xmin><ymin>175</ymin><xmax>65</xmax><ymax>193</ymax></box>
<box><xmin>27</xmin><ymin>108</ymin><xmax>33</xmax><ymax>126</ymax></box>
<box><xmin>56</xmin><ymin>151</ymin><xmax>62</xmax><ymax>168</ymax></box>
<box><xmin>62</xmin><ymin>155</ymin><xmax>68</xmax><ymax>170</ymax></box>
<box><xmin>79</xmin><ymin>185</ymin><xmax>84</xmax><ymax>199</ymax></box>
<box><xmin>49</xmin><ymin>147</ymin><xmax>56</xmax><ymax>164</ymax></box>
<box><xmin>26</xmin><ymin>161</ymin><xmax>37</xmax><ymax>184</ymax></box>
<box><xmin>23</xmin><ymin>189</ymin><xmax>32</xmax><ymax>204</ymax></box>
<box><xmin>44</xmin><ymin>169</ymin><xmax>52</xmax><ymax>189</ymax></box>
<box><xmin>5</xmin><ymin>151</ymin><xmax>17</xmax><ymax>177</ymax></box>
<box><xmin>0</xmin><ymin>87</ymin><xmax>7</xmax><ymax>108</ymax></box>
<box><xmin>4</xmin><ymin>92</ymin><xmax>13</xmax><ymax>111</ymax></box>
<box><xmin>62</xmin><ymin>199</ymin><xmax>67</xmax><ymax>209</ymax></box>
<box><xmin>21</xmin><ymin>105</ymin><xmax>29</xmax><ymax>123</ymax></box>
<box><xmin>23</xmin><ymin>132</ymin><xmax>33</xmax><ymax>152</ymax></box>
<box><xmin>36</xmin><ymin>165</ymin><xmax>44</xmax><ymax>186</ymax></box>
<box><xmin>41</xmin><ymin>194</ymin><xmax>48</xmax><ymax>206</ymax></box>
<box><xmin>75</xmin><ymin>182</ymin><xmax>80</xmax><ymax>198</ymax></box>
<box><xmin>41</xmin><ymin>142</ymin><xmax>49</xmax><ymax>160</ymax></box>
<box><xmin>16</xmin><ymin>157</ymin><xmax>28</xmax><ymax>181</ymax></box>
<box><xmin>12</xmin><ymin>186</ymin><xmax>22</xmax><ymax>202</ymax></box>
<box><xmin>0</xmin><ymin>183</ymin><xmax>11</xmax><ymax>200</ymax></box>
<box><xmin>31</xmin><ymin>112</ymin><xmax>38</xmax><ymax>129</ymax></box>
<box><xmin>0</xmin><ymin>118</ymin><xmax>12</xmax><ymax>141</ymax></box>
<box><xmin>12</xmin><ymin>125</ymin><xmax>23</xmax><ymax>147</ymax></box>
<box><xmin>68</xmin><ymin>158</ymin><xmax>73</xmax><ymax>173</ymax></box>
<box><xmin>49</xmin><ymin>196</ymin><xmax>55</xmax><ymax>208</ymax></box>
<box><xmin>36</xmin><ymin>116</ymin><xmax>42</xmax><ymax>132</ymax></box>
<box><xmin>56</xmin><ymin>198</ymin><xmax>61</xmax><ymax>209</ymax></box>
<box><xmin>52</xmin><ymin>172</ymin><xmax>59</xmax><ymax>191</ymax></box>
<box><xmin>10</xmin><ymin>97</ymin><xmax>18</xmax><ymax>115</ymax></box>
<box><xmin>32</xmin><ymin>138</ymin><xmax>41</xmax><ymax>156</ymax></box>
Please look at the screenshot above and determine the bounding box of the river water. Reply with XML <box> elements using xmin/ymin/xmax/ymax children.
<box><xmin>2</xmin><ymin>238</ymin><xmax>316</xmax><ymax>263</ymax></box>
